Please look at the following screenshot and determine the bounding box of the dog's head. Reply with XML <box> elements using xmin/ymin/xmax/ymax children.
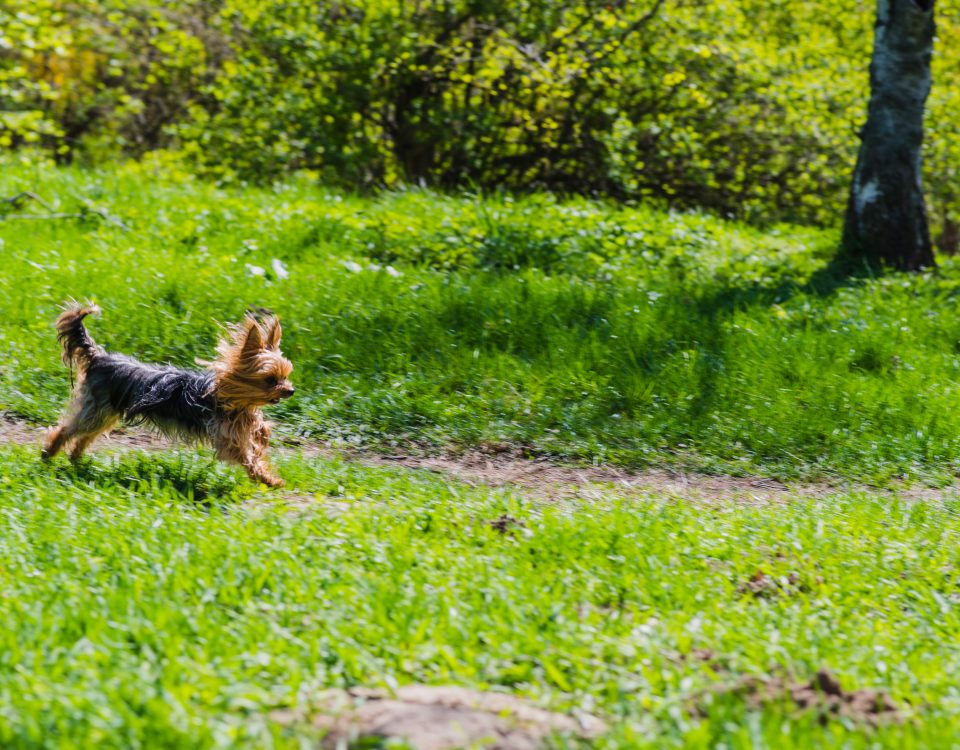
<box><xmin>207</xmin><ymin>314</ymin><xmax>294</xmax><ymax>408</ymax></box>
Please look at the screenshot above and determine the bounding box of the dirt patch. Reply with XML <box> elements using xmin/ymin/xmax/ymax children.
<box><xmin>735</xmin><ymin>569</ymin><xmax>813</xmax><ymax>599</ymax></box>
<box><xmin>242</xmin><ymin>492</ymin><xmax>356</xmax><ymax>518</ymax></box>
<box><xmin>665</xmin><ymin>647</ymin><xmax>728</xmax><ymax>674</ymax></box>
<box><xmin>1</xmin><ymin>418</ymin><xmax>45</xmax><ymax>447</ymax></box>
<box><xmin>355</xmin><ymin>450</ymin><xmax>806</xmax><ymax>502</ymax></box>
<box><xmin>271</xmin><ymin>685</ymin><xmax>605</xmax><ymax>750</ymax></box>
<box><xmin>1</xmin><ymin>416</ymin><xmax>173</xmax><ymax>453</ymax></box>
<box><xmin>698</xmin><ymin>668</ymin><xmax>907</xmax><ymax>726</ymax></box>
<box><xmin>2</xmin><ymin>416</ymin><xmax>955</xmax><ymax>504</ymax></box>
<box><xmin>349</xmin><ymin>449</ymin><xmax>960</xmax><ymax>503</ymax></box>
<box><xmin>487</xmin><ymin>514</ymin><xmax>526</xmax><ymax>535</ymax></box>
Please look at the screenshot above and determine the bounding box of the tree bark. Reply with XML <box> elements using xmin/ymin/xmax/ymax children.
<box><xmin>842</xmin><ymin>0</ymin><xmax>936</xmax><ymax>271</ymax></box>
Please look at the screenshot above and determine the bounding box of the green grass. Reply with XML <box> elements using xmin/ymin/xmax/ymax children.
<box><xmin>5</xmin><ymin>157</ymin><xmax>960</xmax><ymax>483</ymax></box>
<box><xmin>0</xmin><ymin>443</ymin><xmax>958</xmax><ymax>748</ymax></box>
<box><xmin>5</xmin><ymin>159</ymin><xmax>960</xmax><ymax>748</ymax></box>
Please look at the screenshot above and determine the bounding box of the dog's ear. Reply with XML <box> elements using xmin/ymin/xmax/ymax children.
<box><xmin>239</xmin><ymin>317</ymin><xmax>265</xmax><ymax>359</ymax></box>
<box><xmin>264</xmin><ymin>317</ymin><xmax>282</xmax><ymax>351</ymax></box>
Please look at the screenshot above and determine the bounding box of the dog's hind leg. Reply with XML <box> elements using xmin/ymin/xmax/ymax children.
<box><xmin>41</xmin><ymin>424</ymin><xmax>70</xmax><ymax>460</ymax></box>
<box><xmin>68</xmin><ymin>415</ymin><xmax>118</xmax><ymax>462</ymax></box>
<box><xmin>43</xmin><ymin>394</ymin><xmax>117</xmax><ymax>462</ymax></box>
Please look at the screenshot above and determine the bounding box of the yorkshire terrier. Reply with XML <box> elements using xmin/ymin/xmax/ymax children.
<box><xmin>42</xmin><ymin>302</ymin><xmax>294</xmax><ymax>487</ymax></box>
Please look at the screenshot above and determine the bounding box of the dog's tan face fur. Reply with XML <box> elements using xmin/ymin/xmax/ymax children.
<box><xmin>208</xmin><ymin>316</ymin><xmax>294</xmax><ymax>408</ymax></box>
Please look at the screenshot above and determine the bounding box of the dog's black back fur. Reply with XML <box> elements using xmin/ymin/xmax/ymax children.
<box><xmin>85</xmin><ymin>354</ymin><xmax>218</xmax><ymax>441</ymax></box>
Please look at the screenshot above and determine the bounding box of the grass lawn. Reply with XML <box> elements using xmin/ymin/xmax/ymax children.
<box><xmin>1</xmin><ymin>444</ymin><xmax>959</xmax><ymax>748</ymax></box>
<box><xmin>4</xmin><ymin>157</ymin><xmax>960</xmax><ymax>483</ymax></box>
<box><xmin>3</xmin><ymin>158</ymin><xmax>960</xmax><ymax>748</ymax></box>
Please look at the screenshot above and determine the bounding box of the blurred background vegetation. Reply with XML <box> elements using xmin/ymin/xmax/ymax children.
<box><xmin>2</xmin><ymin>0</ymin><xmax>958</xmax><ymax>234</ymax></box>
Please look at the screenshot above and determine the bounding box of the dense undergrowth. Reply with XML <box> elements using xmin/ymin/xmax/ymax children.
<box><xmin>4</xmin><ymin>0</ymin><xmax>960</xmax><ymax>229</ymax></box>
<box><xmin>3</xmin><ymin>160</ymin><xmax>960</xmax><ymax>483</ymax></box>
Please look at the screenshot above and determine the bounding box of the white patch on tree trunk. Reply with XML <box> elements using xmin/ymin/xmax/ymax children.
<box><xmin>856</xmin><ymin>179</ymin><xmax>881</xmax><ymax>213</ymax></box>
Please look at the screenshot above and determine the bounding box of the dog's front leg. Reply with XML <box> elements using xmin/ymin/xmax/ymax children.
<box><xmin>244</xmin><ymin>419</ymin><xmax>282</xmax><ymax>487</ymax></box>
<box><xmin>243</xmin><ymin>459</ymin><xmax>284</xmax><ymax>487</ymax></box>
<box><xmin>214</xmin><ymin>430</ymin><xmax>283</xmax><ymax>488</ymax></box>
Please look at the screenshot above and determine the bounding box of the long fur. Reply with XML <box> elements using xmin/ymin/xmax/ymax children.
<box><xmin>56</xmin><ymin>302</ymin><xmax>101</xmax><ymax>368</ymax></box>
<box><xmin>42</xmin><ymin>304</ymin><xmax>295</xmax><ymax>486</ymax></box>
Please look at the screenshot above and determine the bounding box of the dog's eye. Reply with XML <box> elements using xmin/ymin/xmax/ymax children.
<box><xmin>265</xmin><ymin>376</ymin><xmax>278</xmax><ymax>387</ymax></box>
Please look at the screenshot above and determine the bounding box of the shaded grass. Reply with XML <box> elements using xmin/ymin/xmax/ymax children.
<box><xmin>2</xmin><ymin>444</ymin><xmax>960</xmax><ymax>747</ymax></box>
<box><xmin>3</xmin><ymin>159</ymin><xmax>960</xmax><ymax>483</ymax></box>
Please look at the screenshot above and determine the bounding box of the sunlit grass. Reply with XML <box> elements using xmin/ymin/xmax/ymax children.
<box><xmin>0</xmin><ymin>444</ymin><xmax>957</xmax><ymax>748</ymax></box>
<box><xmin>3</xmin><ymin>161</ymin><xmax>960</xmax><ymax>748</ymax></box>
<box><xmin>6</xmin><ymin>160</ymin><xmax>960</xmax><ymax>482</ymax></box>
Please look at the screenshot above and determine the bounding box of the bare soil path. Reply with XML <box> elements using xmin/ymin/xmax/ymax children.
<box><xmin>2</xmin><ymin>417</ymin><xmax>953</xmax><ymax>503</ymax></box>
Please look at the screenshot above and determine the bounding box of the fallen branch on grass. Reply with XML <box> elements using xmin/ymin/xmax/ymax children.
<box><xmin>1</xmin><ymin>191</ymin><xmax>55</xmax><ymax>212</ymax></box>
<box><xmin>0</xmin><ymin>192</ymin><xmax>130</xmax><ymax>232</ymax></box>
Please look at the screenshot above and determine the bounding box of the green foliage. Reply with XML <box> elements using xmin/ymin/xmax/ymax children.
<box><xmin>3</xmin><ymin>0</ymin><xmax>960</xmax><ymax>227</ymax></box>
<box><xmin>0</xmin><ymin>1</ymin><xmax>221</xmax><ymax>159</ymax></box>
<box><xmin>7</xmin><ymin>161</ymin><xmax>960</xmax><ymax>482</ymax></box>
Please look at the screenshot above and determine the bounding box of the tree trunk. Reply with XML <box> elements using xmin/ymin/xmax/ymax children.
<box><xmin>842</xmin><ymin>0</ymin><xmax>936</xmax><ymax>271</ymax></box>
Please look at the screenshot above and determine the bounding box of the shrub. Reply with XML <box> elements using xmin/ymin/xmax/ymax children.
<box><xmin>3</xmin><ymin>0</ymin><xmax>960</xmax><ymax>228</ymax></box>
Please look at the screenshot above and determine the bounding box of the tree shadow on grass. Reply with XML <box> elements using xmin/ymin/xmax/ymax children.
<box><xmin>634</xmin><ymin>252</ymin><xmax>887</xmax><ymax>430</ymax></box>
<box><xmin>694</xmin><ymin>252</ymin><xmax>881</xmax><ymax>321</ymax></box>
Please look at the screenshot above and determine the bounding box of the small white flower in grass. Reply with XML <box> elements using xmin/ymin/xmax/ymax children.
<box><xmin>385</xmin><ymin>265</ymin><xmax>402</xmax><ymax>277</ymax></box>
<box><xmin>342</xmin><ymin>260</ymin><xmax>363</xmax><ymax>273</ymax></box>
<box><xmin>246</xmin><ymin>264</ymin><xmax>266</xmax><ymax>277</ymax></box>
<box><xmin>367</xmin><ymin>263</ymin><xmax>382</xmax><ymax>272</ymax></box>
<box><xmin>271</xmin><ymin>258</ymin><xmax>289</xmax><ymax>280</ymax></box>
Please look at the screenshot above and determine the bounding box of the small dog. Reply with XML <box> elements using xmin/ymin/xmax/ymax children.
<box><xmin>42</xmin><ymin>302</ymin><xmax>294</xmax><ymax>486</ymax></box>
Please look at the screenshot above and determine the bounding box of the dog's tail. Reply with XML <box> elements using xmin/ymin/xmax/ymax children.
<box><xmin>55</xmin><ymin>302</ymin><xmax>102</xmax><ymax>371</ymax></box>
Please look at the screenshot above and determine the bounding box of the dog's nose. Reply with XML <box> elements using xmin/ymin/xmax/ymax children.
<box><xmin>282</xmin><ymin>386</ymin><xmax>295</xmax><ymax>398</ymax></box>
